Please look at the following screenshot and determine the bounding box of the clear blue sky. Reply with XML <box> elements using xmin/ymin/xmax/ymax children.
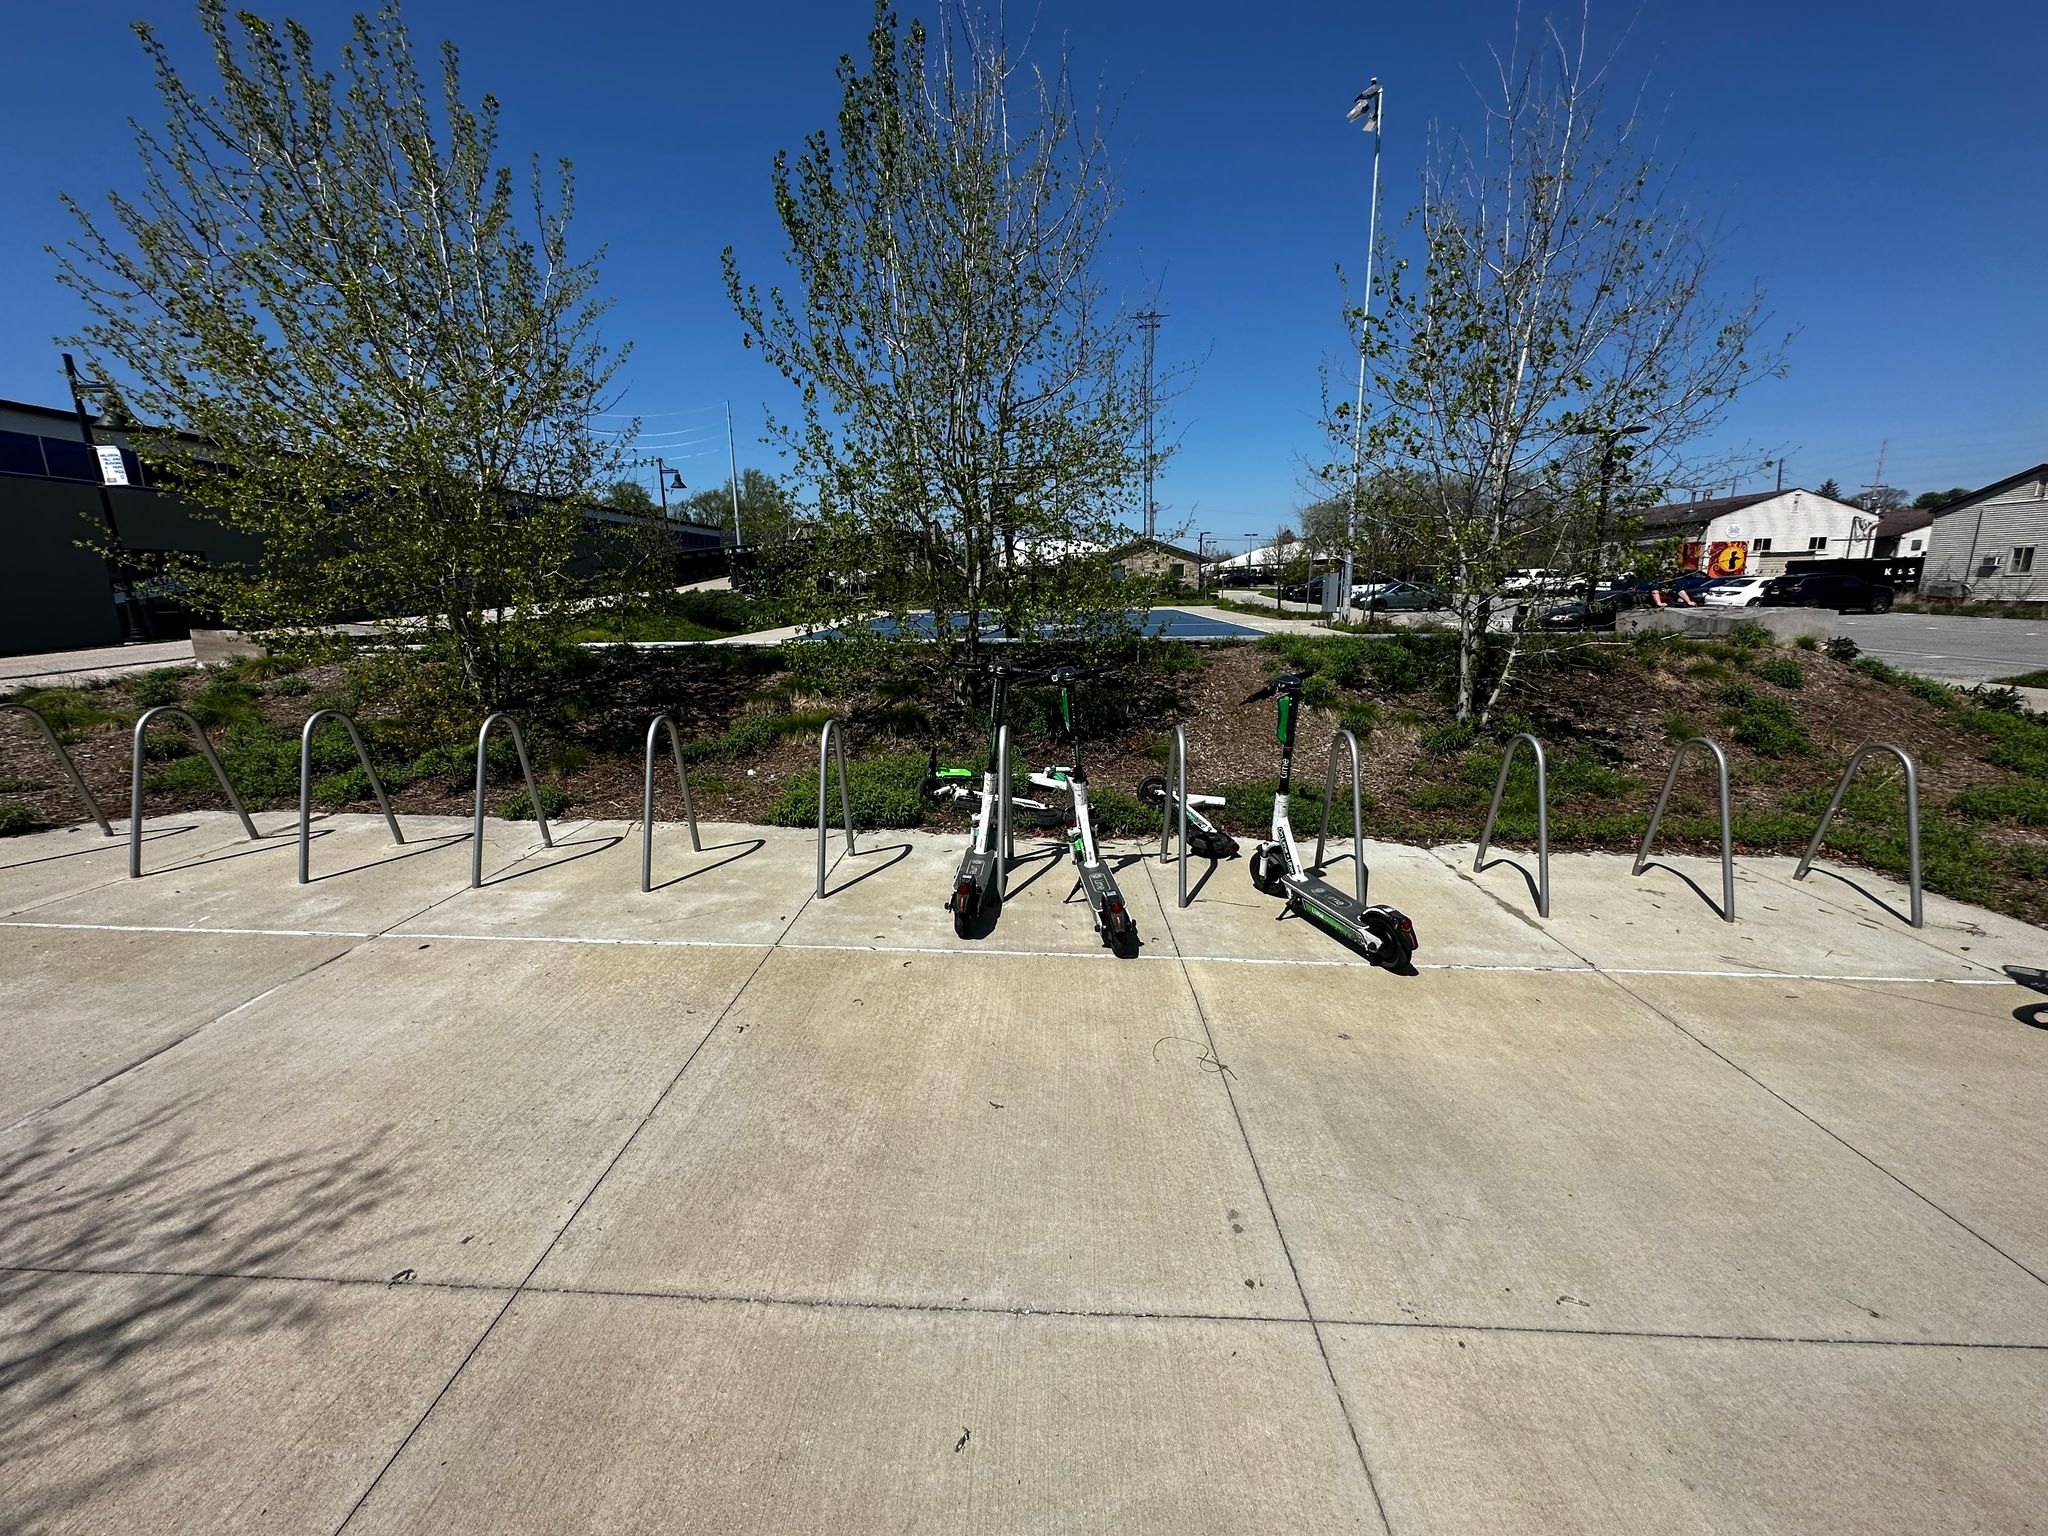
<box><xmin>4</xmin><ymin>0</ymin><xmax>2042</xmax><ymax>550</ymax></box>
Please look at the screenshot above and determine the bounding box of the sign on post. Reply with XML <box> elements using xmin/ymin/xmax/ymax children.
<box><xmin>95</xmin><ymin>445</ymin><xmax>129</xmax><ymax>486</ymax></box>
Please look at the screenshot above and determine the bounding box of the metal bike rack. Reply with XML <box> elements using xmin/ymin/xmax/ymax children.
<box><xmin>298</xmin><ymin>709</ymin><xmax>404</xmax><ymax>884</ymax></box>
<box><xmin>995</xmin><ymin>722</ymin><xmax>1014</xmax><ymax>900</ymax></box>
<box><xmin>1796</xmin><ymin>741</ymin><xmax>1923</xmax><ymax>928</ymax></box>
<box><xmin>1156</xmin><ymin>724</ymin><xmax>1192</xmax><ymax>908</ymax></box>
<box><xmin>1</xmin><ymin>703</ymin><xmax>111</xmax><ymax>836</ymax></box>
<box><xmin>1311</xmin><ymin>729</ymin><xmax>1369</xmax><ymax>907</ymax></box>
<box><xmin>130</xmin><ymin>706</ymin><xmax>261</xmax><ymax>878</ymax></box>
<box><xmin>814</xmin><ymin>718</ymin><xmax>857</xmax><ymax>898</ymax></box>
<box><xmin>1633</xmin><ymin>737</ymin><xmax>1735</xmax><ymax>923</ymax></box>
<box><xmin>471</xmin><ymin>712</ymin><xmax>554</xmax><ymax>888</ymax></box>
<box><xmin>1474</xmin><ymin>732</ymin><xmax>1550</xmax><ymax>918</ymax></box>
<box><xmin>641</xmin><ymin>712</ymin><xmax>703</xmax><ymax>893</ymax></box>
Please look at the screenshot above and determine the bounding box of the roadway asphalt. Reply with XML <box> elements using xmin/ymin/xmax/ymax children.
<box><xmin>1832</xmin><ymin>612</ymin><xmax>2048</xmax><ymax>684</ymax></box>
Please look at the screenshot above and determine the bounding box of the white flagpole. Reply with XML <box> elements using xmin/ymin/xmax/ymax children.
<box><xmin>1342</xmin><ymin>83</ymin><xmax>1383</xmax><ymax>628</ymax></box>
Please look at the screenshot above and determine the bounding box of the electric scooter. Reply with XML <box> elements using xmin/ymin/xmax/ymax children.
<box><xmin>1028</xmin><ymin>667</ymin><xmax>1139</xmax><ymax>956</ymax></box>
<box><xmin>1242</xmin><ymin>673</ymin><xmax>1417</xmax><ymax>968</ymax></box>
<box><xmin>1136</xmin><ymin>775</ymin><xmax>1240</xmax><ymax>860</ymax></box>
<box><xmin>922</xmin><ymin>663</ymin><xmax>1062</xmax><ymax>937</ymax></box>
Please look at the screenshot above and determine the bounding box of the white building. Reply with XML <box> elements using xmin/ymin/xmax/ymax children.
<box><xmin>1920</xmin><ymin>463</ymin><xmax>2048</xmax><ymax>603</ymax></box>
<box><xmin>1633</xmin><ymin>488</ymin><xmax>1873</xmax><ymax>578</ymax></box>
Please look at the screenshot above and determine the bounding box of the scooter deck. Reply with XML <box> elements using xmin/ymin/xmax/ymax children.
<box><xmin>1076</xmin><ymin>860</ymin><xmax>1124</xmax><ymax>917</ymax></box>
<box><xmin>1281</xmin><ymin>872</ymin><xmax>1371</xmax><ymax>941</ymax></box>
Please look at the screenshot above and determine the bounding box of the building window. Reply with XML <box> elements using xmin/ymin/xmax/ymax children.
<box><xmin>1753</xmin><ymin>537</ymin><xmax>1773</xmax><ymax>552</ymax></box>
<box><xmin>1908</xmin><ymin>537</ymin><xmax>1923</xmax><ymax>552</ymax></box>
<box><xmin>2012</xmin><ymin>546</ymin><xmax>2037</xmax><ymax>575</ymax></box>
<box><xmin>1807</xmin><ymin>536</ymin><xmax>1828</xmax><ymax>550</ymax></box>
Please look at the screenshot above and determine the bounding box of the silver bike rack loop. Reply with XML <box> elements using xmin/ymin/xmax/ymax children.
<box><xmin>1474</xmin><ymin>732</ymin><xmax>1550</xmax><ymax>918</ymax></box>
<box><xmin>471</xmin><ymin>712</ymin><xmax>554</xmax><ymax>888</ymax></box>
<box><xmin>298</xmin><ymin>710</ymin><xmax>404</xmax><ymax>884</ymax></box>
<box><xmin>1634</xmin><ymin>737</ymin><xmax>1735</xmax><ymax>923</ymax></box>
<box><xmin>1312</xmin><ymin>728</ymin><xmax>1369</xmax><ymax>907</ymax></box>
<box><xmin>814</xmin><ymin>718</ymin><xmax>857</xmax><ymax>898</ymax></box>
<box><xmin>1</xmin><ymin>703</ymin><xmax>112</xmax><ymax>836</ymax></box>
<box><xmin>641</xmin><ymin>712</ymin><xmax>703</xmax><ymax>893</ymax></box>
<box><xmin>995</xmin><ymin>722</ymin><xmax>1014</xmax><ymax>900</ymax></box>
<box><xmin>1796</xmin><ymin>742</ymin><xmax>1923</xmax><ymax>928</ymax></box>
<box><xmin>130</xmin><ymin>705</ymin><xmax>261</xmax><ymax>878</ymax></box>
<box><xmin>1156</xmin><ymin>723</ymin><xmax>1192</xmax><ymax>908</ymax></box>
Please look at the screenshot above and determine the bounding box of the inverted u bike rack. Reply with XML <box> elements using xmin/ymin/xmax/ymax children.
<box><xmin>1796</xmin><ymin>742</ymin><xmax>1923</xmax><ymax>928</ymax></box>
<box><xmin>1474</xmin><ymin>733</ymin><xmax>1550</xmax><ymax>917</ymax></box>
<box><xmin>1</xmin><ymin>702</ymin><xmax>111</xmax><ymax>836</ymax></box>
<box><xmin>1634</xmin><ymin>737</ymin><xmax>1735</xmax><ymax>922</ymax></box>
<box><xmin>641</xmin><ymin>713</ymin><xmax>703</xmax><ymax>892</ymax></box>
<box><xmin>471</xmin><ymin>712</ymin><xmax>553</xmax><ymax>888</ymax></box>
<box><xmin>297</xmin><ymin>710</ymin><xmax>404</xmax><ymax>884</ymax></box>
<box><xmin>130</xmin><ymin>706</ymin><xmax>261</xmax><ymax>878</ymax></box>
<box><xmin>1311</xmin><ymin>729</ymin><xmax>1369</xmax><ymax>907</ymax></box>
<box><xmin>1156</xmin><ymin>724</ymin><xmax>1192</xmax><ymax>908</ymax></box>
<box><xmin>995</xmin><ymin>722</ymin><xmax>1015</xmax><ymax>899</ymax></box>
<box><xmin>814</xmin><ymin>718</ymin><xmax>857</xmax><ymax>898</ymax></box>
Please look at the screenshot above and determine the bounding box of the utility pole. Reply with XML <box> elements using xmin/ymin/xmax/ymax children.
<box><xmin>725</xmin><ymin>400</ymin><xmax>743</xmax><ymax>547</ymax></box>
<box><xmin>1341</xmin><ymin>78</ymin><xmax>1384</xmax><ymax>627</ymax></box>
<box><xmin>63</xmin><ymin>353</ymin><xmax>147</xmax><ymax>641</ymax></box>
<box><xmin>1135</xmin><ymin>309</ymin><xmax>1164</xmax><ymax>540</ymax></box>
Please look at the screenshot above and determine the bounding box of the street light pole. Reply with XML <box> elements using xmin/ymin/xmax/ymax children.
<box><xmin>725</xmin><ymin>400</ymin><xmax>743</xmax><ymax>548</ymax></box>
<box><xmin>1342</xmin><ymin>79</ymin><xmax>1384</xmax><ymax>628</ymax></box>
<box><xmin>63</xmin><ymin>353</ymin><xmax>148</xmax><ymax>641</ymax></box>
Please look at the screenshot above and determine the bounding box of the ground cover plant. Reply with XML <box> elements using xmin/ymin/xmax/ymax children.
<box><xmin>4</xmin><ymin>625</ymin><xmax>2045</xmax><ymax>927</ymax></box>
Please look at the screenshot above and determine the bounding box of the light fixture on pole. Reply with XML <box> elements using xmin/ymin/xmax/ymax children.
<box><xmin>1340</xmin><ymin>77</ymin><xmax>1384</xmax><ymax>628</ymax></box>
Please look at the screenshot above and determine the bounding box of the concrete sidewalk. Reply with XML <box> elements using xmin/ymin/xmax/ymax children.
<box><xmin>1</xmin><ymin>812</ymin><xmax>2044</xmax><ymax>1534</ymax></box>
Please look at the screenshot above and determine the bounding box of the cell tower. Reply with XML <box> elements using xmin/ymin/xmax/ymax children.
<box><xmin>1135</xmin><ymin>309</ymin><xmax>1164</xmax><ymax>539</ymax></box>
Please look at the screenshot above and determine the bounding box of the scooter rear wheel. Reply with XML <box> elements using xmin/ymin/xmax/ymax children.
<box><xmin>1249</xmin><ymin>844</ymin><xmax>1285</xmax><ymax>895</ymax></box>
<box><xmin>1362</xmin><ymin>906</ymin><xmax>1416</xmax><ymax>969</ymax></box>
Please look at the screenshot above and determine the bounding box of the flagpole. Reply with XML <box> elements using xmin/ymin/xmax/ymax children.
<box><xmin>1342</xmin><ymin>80</ymin><xmax>1383</xmax><ymax>628</ymax></box>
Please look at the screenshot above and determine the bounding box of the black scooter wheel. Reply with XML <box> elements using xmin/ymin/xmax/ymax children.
<box><xmin>1363</xmin><ymin>907</ymin><xmax>1416</xmax><ymax>969</ymax></box>
<box><xmin>1249</xmin><ymin>845</ymin><xmax>1283</xmax><ymax>895</ymax></box>
<box><xmin>1136</xmin><ymin>775</ymin><xmax>1167</xmax><ymax>808</ymax></box>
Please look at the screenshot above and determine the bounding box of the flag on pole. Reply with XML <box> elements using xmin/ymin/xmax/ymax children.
<box><xmin>1346</xmin><ymin>79</ymin><xmax>1382</xmax><ymax>132</ymax></box>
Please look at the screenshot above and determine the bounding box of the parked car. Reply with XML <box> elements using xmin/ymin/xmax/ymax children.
<box><xmin>1759</xmin><ymin>572</ymin><xmax>1894</xmax><ymax>614</ymax></box>
<box><xmin>1280</xmin><ymin>572</ymin><xmax>1341</xmax><ymax>604</ymax></box>
<box><xmin>1698</xmin><ymin>575</ymin><xmax>1770</xmax><ymax>608</ymax></box>
<box><xmin>1354</xmin><ymin>579</ymin><xmax>1448</xmax><ymax>612</ymax></box>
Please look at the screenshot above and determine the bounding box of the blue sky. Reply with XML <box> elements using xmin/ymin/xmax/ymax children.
<box><xmin>4</xmin><ymin>0</ymin><xmax>2042</xmax><ymax>551</ymax></box>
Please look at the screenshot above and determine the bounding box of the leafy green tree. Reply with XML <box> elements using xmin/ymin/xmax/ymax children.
<box><xmin>1912</xmin><ymin>487</ymin><xmax>1970</xmax><ymax>510</ymax></box>
<box><xmin>684</xmin><ymin>467</ymin><xmax>796</xmax><ymax>543</ymax></box>
<box><xmin>723</xmin><ymin>4</ymin><xmax>1153</xmax><ymax>671</ymax></box>
<box><xmin>54</xmin><ymin>1</ymin><xmax>629</xmax><ymax>707</ymax></box>
<box><xmin>1335</xmin><ymin>18</ymin><xmax>1781</xmax><ymax>721</ymax></box>
<box><xmin>602</xmin><ymin>479</ymin><xmax>660</xmax><ymax>514</ymax></box>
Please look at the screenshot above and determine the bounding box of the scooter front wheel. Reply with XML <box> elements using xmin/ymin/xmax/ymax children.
<box><xmin>1249</xmin><ymin>844</ymin><xmax>1285</xmax><ymax>896</ymax></box>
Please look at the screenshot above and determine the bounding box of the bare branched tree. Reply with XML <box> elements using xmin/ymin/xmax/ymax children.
<box><xmin>1330</xmin><ymin>8</ymin><xmax>1785</xmax><ymax>721</ymax></box>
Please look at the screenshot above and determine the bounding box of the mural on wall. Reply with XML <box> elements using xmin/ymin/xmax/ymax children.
<box><xmin>1681</xmin><ymin>540</ymin><xmax>1749</xmax><ymax>576</ymax></box>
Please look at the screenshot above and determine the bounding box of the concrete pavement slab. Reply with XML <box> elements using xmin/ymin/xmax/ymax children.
<box><xmin>344</xmin><ymin>1293</ymin><xmax>1382</xmax><ymax>1536</ymax></box>
<box><xmin>784</xmin><ymin>829</ymin><xmax>1174</xmax><ymax>957</ymax></box>
<box><xmin>0</xmin><ymin>1267</ymin><xmax>504</xmax><ymax>1536</ymax></box>
<box><xmin>1438</xmin><ymin>843</ymin><xmax>2004</xmax><ymax>979</ymax></box>
<box><xmin>0</xmin><ymin>924</ymin><xmax>355</xmax><ymax>1126</ymax></box>
<box><xmin>1188</xmin><ymin>962</ymin><xmax>2048</xmax><ymax>1342</ymax></box>
<box><xmin>19</xmin><ymin>814</ymin><xmax>572</xmax><ymax>936</ymax></box>
<box><xmin>391</xmin><ymin>818</ymin><xmax>812</xmax><ymax>946</ymax></box>
<box><xmin>1141</xmin><ymin>840</ymin><xmax>1581</xmax><ymax>969</ymax></box>
<box><xmin>0</xmin><ymin>936</ymin><xmax>765</xmax><ymax>1287</ymax></box>
<box><xmin>1743</xmin><ymin>853</ymin><xmax>2047</xmax><ymax>972</ymax></box>
<box><xmin>1326</xmin><ymin>1327</ymin><xmax>2048</xmax><ymax>1536</ymax></box>
<box><xmin>535</xmin><ymin>947</ymin><xmax>1296</xmax><ymax>1316</ymax></box>
<box><xmin>0</xmin><ymin>813</ymin><xmax>259</xmax><ymax>918</ymax></box>
<box><xmin>1615</xmin><ymin>973</ymin><xmax>2048</xmax><ymax>1280</ymax></box>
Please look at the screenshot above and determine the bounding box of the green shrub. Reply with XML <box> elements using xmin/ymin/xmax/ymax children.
<box><xmin>1752</xmin><ymin>655</ymin><xmax>1805</xmax><ymax>689</ymax></box>
<box><xmin>187</xmin><ymin>674</ymin><xmax>265</xmax><ymax>730</ymax></box>
<box><xmin>15</xmin><ymin>686</ymin><xmax>124</xmax><ymax>744</ymax></box>
<box><xmin>265</xmin><ymin>674</ymin><xmax>312</xmax><ymax>697</ymax></box>
<box><xmin>766</xmin><ymin>750</ymin><xmax>930</xmax><ymax>830</ymax></box>
<box><xmin>311</xmin><ymin>768</ymin><xmax>372</xmax><ymax>808</ymax></box>
<box><xmin>500</xmin><ymin>784</ymin><xmax>572</xmax><ymax>821</ymax></box>
<box><xmin>1663</xmin><ymin>713</ymin><xmax>1700</xmax><ymax>744</ymax></box>
<box><xmin>1718</xmin><ymin>683</ymin><xmax>1810</xmax><ymax>756</ymax></box>
<box><xmin>1852</xmin><ymin>655</ymin><xmax>1905</xmax><ymax>685</ymax></box>
<box><xmin>1958</xmin><ymin>707</ymin><xmax>2048</xmax><ymax>779</ymax></box>
<box><xmin>1217</xmin><ymin>776</ymin><xmax>1363</xmax><ymax>838</ymax></box>
<box><xmin>1366</xmin><ymin>642</ymin><xmax>1427</xmax><ymax>693</ymax></box>
<box><xmin>1960</xmin><ymin>685</ymin><xmax>2024</xmax><ymax>715</ymax></box>
<box><xmin>0</xmin><ymin>803</ymin><xmax>37</xmax><ymax>835</ymax></box>
<box><xmin>1823</xmin><ymin>636</ymin><xmax>1861</xmax><ymax>662</ymax></box>
<box><xmin>1995</xmin><ymin>668</ymin><xmax>2048</xmax><ymax>689</ymax></box>
<box><xmin>1082</xmin><ymin>784</ymin><xmax>1155</xmax><ymax>837</ymax></box>
<box><xmin>1950</xmin><ymin>781</ymin><xmax>2048</xmax><ymax>827</ymax></box>
<box><xmin>678</xmin><ymin>708</ymin><xmax>836</xmax><ymax>765</ymax></box>
<box><xmin>1300</xmin><ymin>672</ymin><xmax>1340</xmax><ymax>709</ymax></box>
<box><xmin>1420</xmin><ymin>722</ymin><xmax>1476</xmax><ymax>757</ymax></box>
<box><xmin>1793</xmin><ymin>634</ymin><xmax>1819</xmax><ymax>651</ymax></box>
<box><xmin>130</xmin><ymin>667</ymin><xmax>195</xmax><ymax>707</ymax></box>
<box><xmin>1337</xmin><ymin>701</ymin><xmax>1380</xmax><ymax>740</ymax></box>
<box><xmin>1727</xmin><ymin>621</ymin><xmax>1775</xmax><ymax>650</ymax></box>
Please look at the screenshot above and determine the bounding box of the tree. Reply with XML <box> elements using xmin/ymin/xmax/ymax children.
<box><xmin>1912</xmin><ymin>487</ymin><xmax>1970</xmax><ymax>510</ymax></box>
<box><xmin>602</xmin><ymin>479</ymin><xmax>660</xmax><ymax>514</ymax></box>
<box><xmin>722</xmin><ymin>3</ymin><xmax>1153</xmax><ymax>669</ymax></box>
<box><xmin>1816</xmin><ymin>478</ymin><xmax>1844</xmax><ymax>500</ymax></box>
<box><xmin>1337</xmin><ymin>18</ymin><xmax>1781</xmax><ymax>721</ymax></box>
<box><xmin>54</xmin><ymin>1</ymin><xmax>629</xmax><ymax>707</ymax></box>
<box><xmin>683</xmin><ymin>467</ymin><xmax>797</xmax><ymax>543</ymax></box>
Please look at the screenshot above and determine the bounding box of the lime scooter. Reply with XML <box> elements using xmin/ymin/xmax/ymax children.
<box><xmin>1136</xmin><ymin>775</ymin><xmax>1240</xmax><ymax>860</ymax></box>
<box><xmin>1029</xmin><ymin>667</ymin><xmax>1140</xmax><ymax>956</ymax></box>
<box><xmin>922</xmin><ymin>663</ymin><xmax>1062</xmax><ymax>937</ymax></box>
<box><xmin>1243</xmin><ymin>674</ymin><xmax>1417</xmax><ymax>968</ymax></box>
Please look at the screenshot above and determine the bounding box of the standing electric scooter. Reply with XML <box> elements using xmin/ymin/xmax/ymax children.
<box><xmin>1242</xmin><ymin>674</ymin><xmax>1417</xmax><ymax>968</ymax></box>
<box><xmin>1029</xmin><ymin>667</ymin><xmax>1139</xmax><ymax>956</ymax></box>
<box><xmin>922</xmin><ymin>663</ymin><xmax>1061</xmax><ymax>937</ymax></box>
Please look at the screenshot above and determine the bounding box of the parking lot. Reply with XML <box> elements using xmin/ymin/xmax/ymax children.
<box><xmin>1834</xmin><ymin>611</ymin><xmax>2048</xmax><ymax>683</ymax></box>
<box><xmin>3</xmin><ymin>810</ymin><xmax>2046</xmax><ymax>1534</ymax></box>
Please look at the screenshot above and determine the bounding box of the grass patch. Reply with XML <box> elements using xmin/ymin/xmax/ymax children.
<box><xmin>1950</xmin><ymin>781</ymin><xmax>2048</xmax><ymax>827</ymax></box>
<box><xmin>1995</xmin><ymin>669</ymin><xmax>2048</xmax><ymax>689</ymax></box>
<box><xmin>1719</xmin><ymin>683</ymin><xmax>1811</xmax><ymax>757</ymax></box>
<box><xmin>766</xmin><ymin>749</ymin><xmax>930</xmax><ymax>830</ymax></box>
<box><xmin>501</xmin><ymin>785</ymin><xmax>572</xmax><ymax>821</ymax></box>
<box><xmin>13</xmin><ymin>686</ymin><xmax>125</xmax><ymax>744</ymax></box>
<box><xmin>0</xmin><ymin>803</ymin><xmax>38</xmax><ymax>835</ymax></box>
<box><xmin>1751</xmin><ymin>655</ymin><xmax>1805</xmax><ymax>689</ymax></box>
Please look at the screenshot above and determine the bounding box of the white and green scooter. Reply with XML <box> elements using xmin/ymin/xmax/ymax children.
<box><xmin>1029</xmin><ymin>667</ymin><xmax>1139</xmax><ymax>956</ymax></box>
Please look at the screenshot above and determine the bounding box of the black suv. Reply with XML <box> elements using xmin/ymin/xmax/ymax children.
<box><xmin>1759</xmin><ymin>572</ymin><xmax>1894</xmax><ymax>613</ymax></box>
